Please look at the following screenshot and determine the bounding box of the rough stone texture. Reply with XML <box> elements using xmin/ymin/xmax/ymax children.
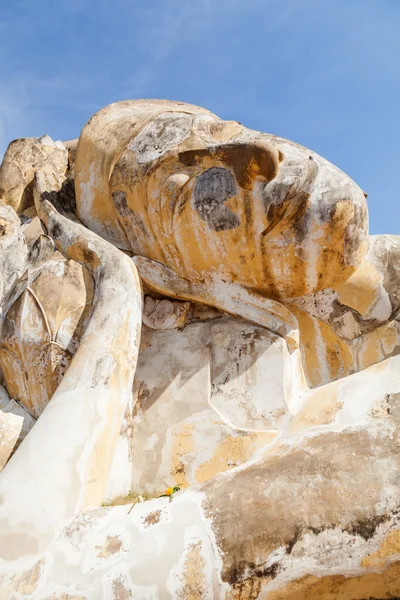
<box><xmin>0</xmin><ymin>135</ymin><xmax>68</xmax><ymax>214</ymax></box>
<box><xmin>0</xmin><ymin>252</ymin><xmax>94</xmax><ymax>418</ymax></box>
<box><xmin>0</xmin><ymin>202</ymin><xmax>54</xmax><ymax>315</ymax></box>
<box><xmin>128</xmin><ymin>317</ymin><xmax>302</xmax><ymax>495</ymax></box>
<box><xmin>3</xmin><ymin>356</ymin><xmax>400</xmax><ymax>599</ymax></box>
<box><xmin>142</xmin><ymin>295</ymin><xmax>191</xmax><ymax>330</ymax></box>
<box><xmin>0</xmin><ymin>100</ymin><xmax>399</xmax><ymax>599</ymax></box>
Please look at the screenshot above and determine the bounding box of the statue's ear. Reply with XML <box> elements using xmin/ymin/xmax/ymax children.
<box><xmin>178</xmin><ymin>139</ymin><xmax>281</xmax><ymax>190</ymax></box>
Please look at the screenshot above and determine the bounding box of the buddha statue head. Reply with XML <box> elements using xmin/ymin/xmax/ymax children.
<box><xmin>74</xmin><ymin>99</ymin><xmax>368</xmax><ymax>299</ymax></box>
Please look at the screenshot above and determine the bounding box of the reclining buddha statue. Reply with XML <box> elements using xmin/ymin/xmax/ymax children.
<box><xmin>0</xmin><ymin>100</ymin><xmax>400</xmax><ymax>599</ymax></box>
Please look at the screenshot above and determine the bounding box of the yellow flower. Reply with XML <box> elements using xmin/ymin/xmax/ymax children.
<box><xmin>159</xmin><ymin>485</ymin><xmax>180</xmax><ymax>499</ymax></box>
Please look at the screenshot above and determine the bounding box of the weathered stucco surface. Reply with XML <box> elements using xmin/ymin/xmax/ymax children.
<box><xmin>128</xmin><ymin>316</ymin><xmax>302</xmax><ymax>496</ymax></box>
<box><xmin>3</xmin><ymin>355</ymin><xmax>400</xmax><ymax>598</ymax></box>
<box><xmin>0</xmin><ymin>99</ymin><xmax>399</xmax><ymax>598</ymax></box>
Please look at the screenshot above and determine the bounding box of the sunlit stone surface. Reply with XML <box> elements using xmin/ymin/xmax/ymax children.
<box><xmin>0</xmin><ymin>100</ymin><xmax>399</xmax><ymax>599</ymax></box>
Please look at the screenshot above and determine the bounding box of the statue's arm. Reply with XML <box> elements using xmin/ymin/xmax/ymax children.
<box><xmin>0</xmin><ymin>170</ymin><xmax>143</xmax><ymax>559</ymax></box>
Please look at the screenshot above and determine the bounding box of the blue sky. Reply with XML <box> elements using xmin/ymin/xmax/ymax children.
<box><xmin>1</xmin><ymin>0</ymin><xmax>399</xmax><ymax>234</ymax></box>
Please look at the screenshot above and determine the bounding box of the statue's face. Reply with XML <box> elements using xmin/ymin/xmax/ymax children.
<box><xmin>109</xmin><ymin>110</ymin><xmax>368</xmax><ymax>299</ymax></box>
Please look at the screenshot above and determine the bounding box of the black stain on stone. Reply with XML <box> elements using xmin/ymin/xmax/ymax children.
<box><xmin>41</xmin><ymin>179</ymin><xmax>76</xmax><ymax>218</ymax></box>
<box><xmin>112</xmin><ymin>190</ymin><xmax>150</xmax><ymax>240</ymax></box>
<box><xmin>40</xmin><ymin>189</ymin><xmax>59</xmax><ymax>208</ymax></box>
<box><xmin>345</xmin><ymin>514</ymin><xmax>388</xmax><ymax>540</ymax></box>
<box><xmin>0</xmin><ymin>315</ymin><xmax>15</xmax><ymax>339</ymax></box>
<box><xmin>286</xmin><ymin>527</ymin><xmax>302</xmax><ymax>554</ymax></box>
<box><xmin>57</xmin><ymin>178</ymin><xmax>76</xmax><ymax>215</ymax></box>
<box><xmin>192</xmin><ymin>167</ymin><xmax>240</xmax><ymax>232</ymax></box>
<box><xmin>227</xmin><ymin>559</ymin><xmax>280</xmax><ymax>587</ymax></box>
<box><xmin>284</xmin><ymin>514</ymin><xmax>390</xmax><ymax>559</ymax></box>
<box><xmin>258</xmin><ymin>562</ymin><xmax>279</xmax><ymax>578</ymax></box>
<box><xmin>112</xmin><ymin>190</ymin><xmax>129</xmax><ymax>215</ymax></box>
<box><xmin>49</xmin><ymin>220</ymin><xmax>62</xmax><ymax>241</ymax></box>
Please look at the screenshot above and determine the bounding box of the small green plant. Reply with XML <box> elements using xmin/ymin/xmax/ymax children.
<box><xmin>102</xmin><ymin>490</ymin><xmax>155</xmax><ymax>508</ymax></box>
<box><xmin>102</xmin><ymin>485</ymin><xmax>182</xmax><ymax>509</ymax></box>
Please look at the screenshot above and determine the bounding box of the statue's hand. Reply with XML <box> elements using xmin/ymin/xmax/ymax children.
<box><xmin>33</xmin><ymin>169</ymin><xmax>124</xmax><ymax>274</ymax></box>
<box><xmin>133</xmin><ymin>256</ymin><xmax>299</xmax><ymax>351</ymax></box>
<box><xmin>142</xmin><ymin>295</ymin><xmax>191</xmax><ymax>330</ymax></box>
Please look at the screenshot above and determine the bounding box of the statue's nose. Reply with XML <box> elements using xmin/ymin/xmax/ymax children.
<box><xmin>213</xmin><ymin>139</ymin><xmax>282</xmax><ymax>190</ymax></box>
